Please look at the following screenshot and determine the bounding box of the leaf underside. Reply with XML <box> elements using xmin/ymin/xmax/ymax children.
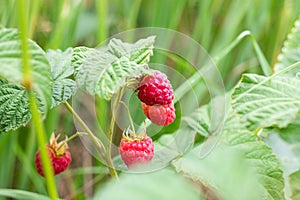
<box><xmin>46</xmin><ymin>48</ymin><xmax>77</xmax><ymax>107</ymax></box>
<box><xmin>72</xmin><ymin>36</ymin><xmax>155</xmax><ymax>100</ymax></box>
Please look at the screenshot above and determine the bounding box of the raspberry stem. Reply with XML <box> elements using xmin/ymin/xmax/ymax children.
<box><xmin>64</xmin><ymin>102</ymin><xmax>119</xmax><ymax>180</ymax></box>
<box><xmin>64</xmin><ymin>132</ymin><xmax>88</xmax><ymax>143</ymax></box>
<box><xmin>56</xmin><ymin>132</ymin><xmax>87</xmax><ymax>153</ymax></box>
<box><xmin>119</xmin><ymin>101</ymin><xmax>135</xmax><ymax>134</ymax></box>
<box><xmin>107</xmin><ymin>87</ymin><xmax>125</xmax><ymax>179</ymax></box>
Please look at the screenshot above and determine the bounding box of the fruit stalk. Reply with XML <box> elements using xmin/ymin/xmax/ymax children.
<box><xmin>119</xmin><ymin>101</ymin><xmax>135</xmax><ymax>133</ymax></box>
<box><xmin>64</xmin><ymin>102</ymin><xmax>107</xmax><ymax>158</ymax></box>
<box><xmin>56</xmin><ymin>132</ymin><xmax>87</xmax><ymax>152</ymax></box>
<box><xmin>63</xmin><ymin>102</ymin><xmax>119</xmax><ymax>179</ymax></box>
<box><xmin>106</xmin><ymin>87</ymin><xmax>125</xmax><ymax>179</ymax></box>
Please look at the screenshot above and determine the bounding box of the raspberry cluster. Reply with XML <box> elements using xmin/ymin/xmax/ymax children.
<box><xmin>137</xmin><ymin>70</ymin><xmax>176</xmax><ymax>126</ymax></box>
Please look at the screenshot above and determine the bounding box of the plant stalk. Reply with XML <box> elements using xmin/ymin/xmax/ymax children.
<box><xmin>18</xmin><ymin>0</ymin><xmax>58</xmax><ymax>199</ymax></box>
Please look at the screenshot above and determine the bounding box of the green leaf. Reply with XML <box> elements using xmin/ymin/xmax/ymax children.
<box><xmin>0</xmin><ymin>27</ymin><xmax>52</xmax><ymax>111</ymax></box>
<box><xmin>182</xmin><ymin>95</ymin><xmax>227</xmax><ymax>137</ymax></box>
<box><xmin>47</xmin><ymin>48</ymin><xmax>74</xmax><ymax>80</ymax></box>
<box><xmin>175</xmin><ymin>97</ymin><xmax>285</xmax><ymax>200</ymax></box>
<box><xmin>46</xmin><ymin>48</ymin><xmax>77</xmax><ymax>107</ymax></box>
<box><xmin>182</xmin><ymin>104</ymin><xmax>210</xmax><ymax>137</ymax></box>
<box><xmin>274</xmin><ymin>15</ymin><xmax>300</xmax><ymax>76</ymax></box>
<box><xmin>222</xmin><ymin>116</ymin><xmax>285</xmax><ymax>200</ymax></box>
<box><xmin>0</xmin><ymin>189</ymin><xmax>52</xmax><ymax>200</ymax></box>
<box><xmin>289</xmin><ymin>169</ymin><xmax>300</xmax><ymax>200</ymax></box>
<box><xmin>265</xmin><ymin>133</ymin><xmax>300</xmax><ymax>199</ymax></box>
<box><xmin>72</xmin><ymin>37</ymin><xmax>155</xmax><ymax>100</ymax></box>
<box><xmin>94</xmin><ymin>169</ymin><xmax>202</xmax><ymax>200</ymax></box>
<box><xmin>232</xmin><ymin>73</ymin><xmax>300</xmax><ymax>131</ymax></box>
<box><xmin>51</xmin><ymin>79</ymin><xmax>76</xmax><ymax>107</ymax></box>
<box><xmin>0</xmin><ymin>78</ymin><xmax>31</xmax><ymax>133</ymax></box>
<box><xmin>264</xmin><ymin>122</ymin><xmax>300</xmax><ymax>199</ymax></box>
<box><xmin>71</xmin><ymin>46</ymin><xmax>93</xmax><ymax>77</ymax></box>
<box><xmin>108</xmin><ymin>36</ymin><xmax>155</xmax><ymax>64</ymax></box>
<box><xmin>156</xmin><ymin>123</ymin><xmax>196</xmax><ymax>155</ymax></box>
<box><xmin>173</xmin><ymin>144</ymin><xmax>261</xmax><ymax>200</ymax></box>
<box><xmin>273</xmin><ymin>116</ymin><xmax>300</xmax><ymax>144</ymax></box>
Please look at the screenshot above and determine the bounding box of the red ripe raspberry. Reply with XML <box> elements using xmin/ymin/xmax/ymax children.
<box><xmin>138</xmin><ymin>71</ymin><xmax>174</xmax><ymax>106</ymax></box>
<box><xmin>119</xmin><ymin>132</ymin><xmax>154</xmax><ymax>169</ymax></box>
<box><xmin>142</xmin><ymin>102</ymin><xmax>175</xmax><ymax>126</ymax></box>
<box><xmin>35</xmin><ymin>133</ymin><xmax>72</xmax><ymax>176</ymax></box>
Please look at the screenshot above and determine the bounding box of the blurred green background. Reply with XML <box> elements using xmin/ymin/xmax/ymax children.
<box><xmin>1</xmin><ymin>0</ymin><xmax>300</xmax><ymax>199</ymax></box>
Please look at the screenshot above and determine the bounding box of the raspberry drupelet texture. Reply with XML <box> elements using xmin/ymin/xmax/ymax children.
<box><xmin>138</xmin><ymin>70</ymin><xmax>174</xmax><ymax>106</ymax></box>
<box><xmin>35</xmin><ymin>148</ymin><xmax>71</xmax><ymax>176</ymax></box>
<box><xmin>35</xmin><ymin>133</ymin><xmax>72</xmax><ymax>176</ymax></box>
<box><xmin>142</xmin><ymin>102</ymin><xmax>176</xmax><ymax>126</ymax></box>
<box><xmin>119</xmin><ymin>135</ymin><xmax>154</xmax><ymax>168</ymax></box>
